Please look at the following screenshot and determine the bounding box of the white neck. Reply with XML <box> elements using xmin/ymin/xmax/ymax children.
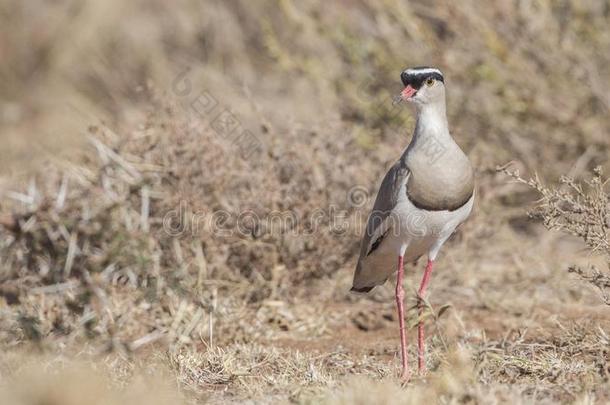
<box><xmin>416</xmin><ymin>101</ymin><xmax>448</xmax><ymax>133</ymax></box>
<box><xmin>409</xmin><ymin>100</ymin><xmax>451</xmax><ymax>150</ymax></box>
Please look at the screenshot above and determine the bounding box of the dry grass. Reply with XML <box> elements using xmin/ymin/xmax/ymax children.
<box><xmin>1</xmin><ymin>0</ymin><xmax>609</xmax><ymax>403</ymax></box>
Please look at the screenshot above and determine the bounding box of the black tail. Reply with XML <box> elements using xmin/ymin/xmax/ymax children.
<box><xmin>350</xmin><ymin>285</ymin><xmax>375</xmax><ymax>293</ymax></box>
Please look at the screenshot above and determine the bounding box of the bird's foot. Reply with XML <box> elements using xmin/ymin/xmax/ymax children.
<box><xmin>399</xmin><ymin>369</ymin><xmax>411</xmax><ymax>384</ymax></box>
<box><xmin>418</xmin><ymin>365</ymin><xmax>427</xmax><ymax>376</ymax></box>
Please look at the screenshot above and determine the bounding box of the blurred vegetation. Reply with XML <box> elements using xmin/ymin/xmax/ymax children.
<box><xmin>0</xmin><ymin>1</ymin><xmax>609</xmax><ymax>403</ymax></box>
<box><xmin>1</xmin><ymin>0</ymin><xmax>608</xmax><ymax>175</ymax></box>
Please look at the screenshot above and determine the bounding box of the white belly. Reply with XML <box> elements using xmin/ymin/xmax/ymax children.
<box><xmin>393</xmin><ymin>180</ymin><xmax>474</xmax><ymax>260</ymax></box>
<box><xmin>359</xmin><ymin>182</ymin><xmax>474</xmax><ymax>285</ymax></box>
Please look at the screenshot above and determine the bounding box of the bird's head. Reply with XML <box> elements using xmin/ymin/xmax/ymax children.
<box><xmin>396</xmin><ymin>67</ymin><xmax>445</xmax><ymax>107</ymax></box>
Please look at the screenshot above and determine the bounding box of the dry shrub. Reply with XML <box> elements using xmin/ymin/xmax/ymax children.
<box><xmin>0</xmin><ymin>96</ymin><xmax>373</xmax><ymax>350</ymax></box>
<box><xmin>500</xmin><ymin>165</ymin><xmax>610</xmax><ymax>304</ymax></box>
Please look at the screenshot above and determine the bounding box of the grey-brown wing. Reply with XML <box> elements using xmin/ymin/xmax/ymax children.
<box><xmin>357</xmin><ymin>159</ymin><xmax>410</xmax><ymax>260</ymax></box>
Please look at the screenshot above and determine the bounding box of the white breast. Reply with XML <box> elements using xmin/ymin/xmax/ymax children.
<box><xmin>386</xmin><ymin>179</ymin><xmax>474</xmax><ymax>262</ymax></box>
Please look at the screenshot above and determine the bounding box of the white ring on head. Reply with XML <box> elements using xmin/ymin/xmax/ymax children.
<box><xmin>403</xmin><ymin>68</ymin><xmax>443</xmax><ymax>76</ymax></box>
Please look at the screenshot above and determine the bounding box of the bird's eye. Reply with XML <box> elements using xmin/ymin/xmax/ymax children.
<box><xmin>425</xmin><ymin>78</ymin><xmax>435</xmax><ymax>87</ymax></box>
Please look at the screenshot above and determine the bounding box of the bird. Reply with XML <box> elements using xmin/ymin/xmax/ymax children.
<box><xmin>351</xmin><ymin>66</ymin><xmax>474</xmax><ymax>381</ymax></box>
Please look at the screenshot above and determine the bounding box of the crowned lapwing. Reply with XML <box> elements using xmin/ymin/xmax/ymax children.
<box><xmin>351</xmin><ymin>67</ymin><xmax>475</xmax><ymax>380</ymax></box>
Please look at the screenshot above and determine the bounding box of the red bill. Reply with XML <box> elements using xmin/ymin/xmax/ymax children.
<box><xmin>401</xmin><ymin>85</ymin><xmax>417</xmax><ymax>100</ymax></box>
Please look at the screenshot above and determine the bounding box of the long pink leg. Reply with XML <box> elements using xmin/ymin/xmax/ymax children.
<box><xmin>417</xmin><ymin>259</ymin><xmax>434</xmax><ymax>373</ymax></box>
<box><xmin>395</xmin><ymin>254</ymin><xmax>410</xmax><ymax>381</ymax></box>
